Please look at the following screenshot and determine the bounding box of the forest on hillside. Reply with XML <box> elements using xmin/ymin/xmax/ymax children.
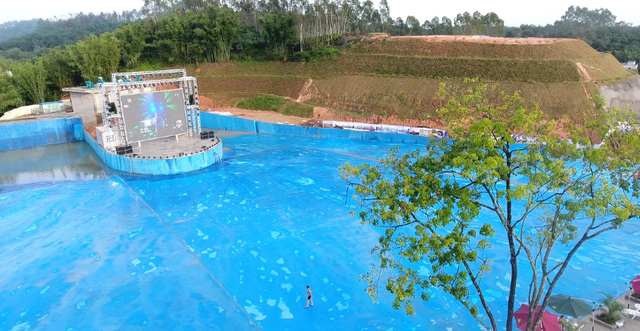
<box><xmin>0</xmin><ymin>1</ymin><xmax>639</xmax><ymax>116</ymax></box>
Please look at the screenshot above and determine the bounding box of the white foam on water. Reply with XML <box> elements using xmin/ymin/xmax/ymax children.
<box><xmin>281</xmin><ymin>267</ymin><xmax>291</xmax><ymax>274</ymax></box>
<box><xmin>278</xmin><ymin>298</ymin><xmax>294</xmax><ymax>319</ymax></box>
<box><xmin>271</xmin><ymin>231</ymin><xmax>280</xmax><ymax>239</ymax></box>
<box><xmin>276</xmin><ymin>258</ymin><xmax>284</xmax><ymax>264</ymax></box>
<box><xmin>267</xmin><ymin>299</ymin><xmax>276</xmax><ymax>306</ymax></box>
<box><xmin>128</xmin><ymin>228</ymin><xmax>143</xmax><ymax>239</ymax></box>
<box><xmin>76</xmin><ymin>301</ymin><xmax>86</xmax><ymax>309</ymax></box>
<box><xmin>281</xmin><ymin>283</ymin><xmax>293</xmax><ymax>292</ymax></box>
<box><xmin>260</xmin><ymin>257</ymin><xmax>267</xmax><ymax>262</ymax></box>
<box><xmin>208</xmin><ymin>251</ymin><xmax>217</xmax><ymax>259</ymax></box>
<box><xmin>250</xmin><ymin>250</ymin><xmax>258</xmax><ymax>257</ymax></box>
<box><xmin>10</xmin><ymin>322</ymin><xmax>30</xmax><ymax>331</ymax></box>
<box><xmin>323</xmin><ymin>278</ymin><xmax>329</xmax><ymax>284</ymax></box>
<box><xmin>310</xmin><ymin>255</ymin><xmax>314</xmax><ymax>260</ymax></box>
<box><xmin>243</xmin><ymin>304</ymin><xmax>266</xmax><ymax>321</ymax></box>
<box><xmin>131</xmin><ymin>259</ymin><xmax>141</xmax><ymax>266</ymax></box>
<box><xmin>300</xmin><ymin>272</ymin><xmax>307</xmax><ymax>277</ymax></box>
<box><xmin>336</xmin><ymin>301</ymin><xmax>348</xmax><ymax>311</ymax></box>
<box><xmin>144</xmin><ymin>262</ymin><xmax>157</xmax><ymax>274</ymax></box>
<box><xmin>196</xmin><ymin>228</ymin><xmax>204</xmax><ymax>237</ymax></box>
<box><xmin>25</xmin><ymin>224</ymin><xmax>37</xmax><ymax>232</ymax></box>
<box><xmin>297</xmin><ymin>177</ymin><xmax>314</xmax><ymax>185</ymax></box>
<box><xmin>39</xmin><ymin>286</ymin><xmax>50</xmax><ymax>295</ymax></box>
<box><xmin>271</xmin><ymin>270</ymin><xmax>278</xmax><ymax>276</ymax></box>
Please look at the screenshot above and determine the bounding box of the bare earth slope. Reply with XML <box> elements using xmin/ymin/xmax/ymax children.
<box><xmin>194</xmin><ymin>35</ymin><xmax>632</xmax><ymax>128</ymax></box>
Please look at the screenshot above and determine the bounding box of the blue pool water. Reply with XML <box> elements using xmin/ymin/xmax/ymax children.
<box><xmin>1</xmin><ymin>130</ymin><xmax>639</xmax><ymax>330</ymax></box>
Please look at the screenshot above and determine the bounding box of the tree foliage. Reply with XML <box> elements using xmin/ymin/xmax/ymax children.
<box><xmin>340</xmin><ymin>81</ymin><xmax>640</xmax><ymax>330</ymax></box>
<box><xmin>70</xmin><ymin>33</ymin><xmax>121</xmax><ymax>81</ymax></box>
<box><xmin>0</xmin><ymin>70</ymin><xmax>23</xmax><ymax>116</ymax></box>
<box><xmin>12</xmin><ymin>58</ymin><xmax>47</xmax><ymax>105</ymax></box>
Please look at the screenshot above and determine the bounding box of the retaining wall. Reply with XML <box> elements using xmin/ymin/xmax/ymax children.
<box><xmin>0</xmin><ymin>118</ymin><xmax>84</xmax><ymax>152</ymax></box>
<box><xmin>200</xmin><ymin>112</ymin><xmax>432</xmax><ymax>144</ymax></box>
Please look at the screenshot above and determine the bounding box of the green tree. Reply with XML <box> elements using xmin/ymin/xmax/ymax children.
<box><xmin>378</xmin><ymin>0</ymin><xmax>391</xmax><ymax>33</ymax></box>
<box><xmin>70</xmin><ymin>33</ymin><xmax>121</xmax><ymax>81</ymax></box>
<box><xmin>0</xmin><ymin>70</ymin><xmax>23</xmax><ymax>116</ymax></box>
<box><xmin>153</xmin><ymin>15</ymin><xmax>186</xmax><ymax>63</ymax></box>
<box><xmin>41</xmin><ymin>47</ymin><xmax>80</xmax><ymax>98</ymax></box>
<box><xmin>114</xmin><ymin>22</ymin><xmax>148</xmax><ymax>68</ymax></box>
<box><xmin>340</xmin><ymin>81</ymin><xmax>640</xmax><ymax>331</ymax></box>
<box><xmin>12</xmin><ymin>58</ymin><xmax>47</xmax><ymax>104</ymax></box>
<box><xmin>259</xmin><ymin>12</ymin><xmax>297</xmax><ymax>61</ymax></box>
<box><xmin>202</xmin><ymin>6</ymin><xmax>240</xmax><ymax>62</ymax></box>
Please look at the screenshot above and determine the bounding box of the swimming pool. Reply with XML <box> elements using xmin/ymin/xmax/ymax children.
<box><xmin>1</xmin><ymin>130</ymin><xmax>639</xmax><ymax>330</ymax></box>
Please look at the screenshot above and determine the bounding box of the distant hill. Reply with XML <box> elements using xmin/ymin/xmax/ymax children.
<box><xmin>0</xmin><ymin>13</ymin><xmax>135</xmax><ymax>59</ymax></box>
<box><xmin>192</xmin><ymin>35</ymin><xmax>633</xmax><ymax>125</ymax></box>
<box><xmin>0</xmin><ymin>19</ymin><xmax>38</xmax><ymax>43</ymax></box>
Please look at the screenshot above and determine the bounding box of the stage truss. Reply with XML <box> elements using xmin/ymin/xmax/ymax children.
<box><xmin>98</xmin><ymin>70</ymin><xmax>200</xmax><ymax>148</ymax></box>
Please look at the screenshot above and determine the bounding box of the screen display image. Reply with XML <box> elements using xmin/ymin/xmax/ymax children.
<box><xmin>120</xmin><ymin>89</ymin><xmax>187</xmax><ymax>142</ymax></box>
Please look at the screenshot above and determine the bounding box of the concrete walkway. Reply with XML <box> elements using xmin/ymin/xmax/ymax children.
<box><xmin>574</xmin><ymin>290</ymin><xmax>640</xmax><ymax>331</ymax></box>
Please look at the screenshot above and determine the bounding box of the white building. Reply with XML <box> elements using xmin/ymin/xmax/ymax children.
<box><xmin>623</xmin><ymin>61</ymin><xmax>638</xmax><ymax>70</ymax></box>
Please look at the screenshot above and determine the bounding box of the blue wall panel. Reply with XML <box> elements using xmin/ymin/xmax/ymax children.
<box><xmin>0</xmin><ymin>117</ymin><xmax>83</xmax><ymax>151</ymax></box>
<box><xmin>84</xmin><ymin>132</ymin><xmax>223</xmax><ymax>176</ymax></box>
<box><xmin>199</xmin><ymin>113</ymin><xmax>431</xmax><ymax>144</ymax></box>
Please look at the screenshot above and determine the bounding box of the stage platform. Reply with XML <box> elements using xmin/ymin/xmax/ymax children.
<box><xmin>124</xmin><ymin>134</ymin><xmax>220</xmax><ymax>159</ymax></box>
<box><xmin>85</xmin><ymin>132</ymin><xmax>223</xmax><ymax>176</ymax></box>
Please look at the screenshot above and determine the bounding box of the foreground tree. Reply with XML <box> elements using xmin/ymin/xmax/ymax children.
<box><xmin>340</xmin><ymin>81</ymin><xmax>640</xmax><ymax>330</ymax></box>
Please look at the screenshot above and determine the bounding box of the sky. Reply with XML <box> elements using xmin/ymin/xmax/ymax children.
<box><xmin>1</xmin><ymin>0</ymin><xmax>638</xmax><ymax>27</ymax></box>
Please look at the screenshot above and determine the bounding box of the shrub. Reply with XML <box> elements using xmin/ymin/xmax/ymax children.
<box><xmin>294</xmin><ymin>46</ymin><xmax>342</xmax><ymax>62</ymax></box>
<box><xmin>236</xmin><ymin>94</ymin><xmax>286</xmax><ymax>111</ymax></box>
<box><xmin>282</xmin><ymin>102</ymin><xmax>313</xmax><ymax>117</ymax></box>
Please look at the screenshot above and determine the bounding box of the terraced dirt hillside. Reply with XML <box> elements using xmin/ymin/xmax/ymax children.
<box><xmin>192</xmin><ymin>35</ymin><xmax>633</xmax><ymax>127</ymax></box>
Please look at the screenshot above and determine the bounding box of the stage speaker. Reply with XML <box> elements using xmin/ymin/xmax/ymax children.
<box><xmin>189</xmin><ymin>94</ymin><xmax>195</xmax><ymax>105</ymax></box>
<box><xmin>107</xmin><ymin>102</ymin><xmax>116</xmax><ymax>114</ymax></box>
<box><xmin>200</xmin><ymin>131</ymin><xmax>210</xmax><ymax>139</ymax></box>
<box><xmin>116</xmin><ymin>145</ymin><xmax>133</xmax><ymax>155</ymax></box>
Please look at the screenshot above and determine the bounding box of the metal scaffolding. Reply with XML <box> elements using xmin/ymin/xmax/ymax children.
<box><xmin>97</xmin><ymin>70</ymin><xmax>200</xmax><ymax>148</ymax></box>
<box><xmin>110</xmin><ymin>69</ymin><xmax>187</xmax><ymax>83</ymax></box>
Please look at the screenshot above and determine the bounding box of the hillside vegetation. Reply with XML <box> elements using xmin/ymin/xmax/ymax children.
<box><xmin>195</xmin><ymin>36</ymin><xmax>629</xmax><ymax>124</ymax></box>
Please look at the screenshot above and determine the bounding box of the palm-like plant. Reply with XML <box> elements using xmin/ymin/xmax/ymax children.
<box><xmin>597</xmin><ymin>292</ymin><xmax>624</xmax><ymax>325</ymax></box>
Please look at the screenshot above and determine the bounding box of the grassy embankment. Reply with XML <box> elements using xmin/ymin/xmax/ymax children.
<box><xmin>191</xmin><ymin>36</ymin><xmax>631</xmax><ymax>123</ymax></box>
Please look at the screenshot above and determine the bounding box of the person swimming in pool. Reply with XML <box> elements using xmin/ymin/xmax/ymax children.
<box><xmin>305</xmin><ymin>285</ymin><xmax>313</xmax><ymax>308</ymax></box>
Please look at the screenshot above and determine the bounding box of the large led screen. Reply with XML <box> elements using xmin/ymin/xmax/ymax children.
<box><xmin>120</xmin><ymin>89</ymin><xmax>188</xmax><ymax>143</ymax></box>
